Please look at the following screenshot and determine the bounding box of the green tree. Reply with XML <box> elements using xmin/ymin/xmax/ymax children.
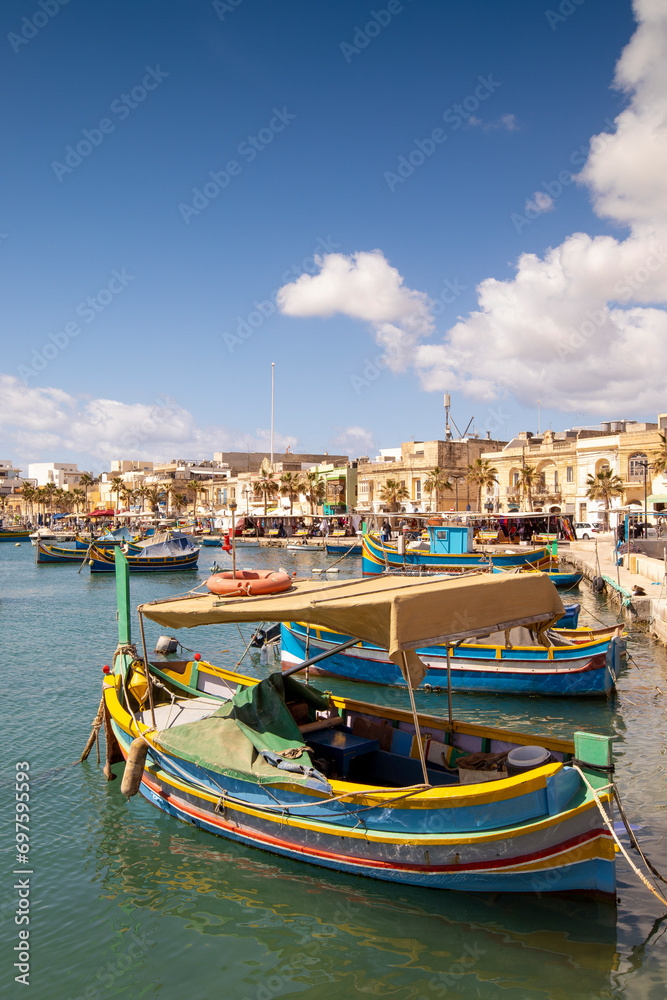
<box><xmin>79</xmin><ymin>472</ymin><xmax>97</xmax><ymax>513</ymax></box>
<box><xmin>585</xmin><ymin>469</ymin><xmax>625</xmax><ymax>530</ymax></box>
<box><xmin>423</xmin><ymin>467</ymin><xmax>453</xmax><ymax>511</ymax></box>
<box><xmin>379</xmin><ymin>479</ymin><xmax>410</xmax><ymax>513</ymax></box>
<box><xmin>109</xmin><ymin>477</ymin><xmax>124</xmax><ymax>513</ymax></box>
<box><xmin>517</xmin><ymin>464</ymin><xmax>539</xmax><ymax>513</ymax></box>
<box><xmin>651</xmin><ymin>431</ymin><xmax>667</xmax><ymax>476</ymax></box>
<box><xmin>187</xmin><ymin>479</ymin><xmax>205</xmax><ymax>517</ymax></box>
<box><xmin>254</xmin><ymin>461</ymin><xmax>279</xmax><ymax>515</ymax></box>
<box><xmin>71</xmin><ymin>487</ymin><xmax>87</xmax><ymax>514</ymax></box>
<box><xmin>144</xmin><ymin>486</ymin><xmax>166</xmax><ymax>514</ymax></box>
<box><xmin>279</xmin><ymin>472</ymin><xmax>303</xmax><ymax>515</ymax></box>
<box><xmin>302</xmin><ymin>470</ymin><xmax>326</xmax><ymax>515</ymax></box>
<box><xmin>466</xmin><ymin>459</ymin><xmax>498</xmax><ymax>512</ymax></box>
<box><xmin>171</xmin><ymin>492</ymin><xmax>187</xmax><ymax>515</ymax></box>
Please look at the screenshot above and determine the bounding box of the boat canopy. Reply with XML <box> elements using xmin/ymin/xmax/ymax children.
<box><xmin>140</xmin><ymin>573</ymin><xmax>565</xmax><ymax>686</ymax></box>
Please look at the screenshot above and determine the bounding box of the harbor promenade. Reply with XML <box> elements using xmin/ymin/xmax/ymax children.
<box><xmin>558</xmin><ymin>536</ymin><xmax>667</xmax><ymax>643</ymax></box>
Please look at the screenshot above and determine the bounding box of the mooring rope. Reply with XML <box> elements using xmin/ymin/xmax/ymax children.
<box><xmin>572</xmin><ymin>765</ymin><xmax>667</xmax><ymax>907</ymax></box>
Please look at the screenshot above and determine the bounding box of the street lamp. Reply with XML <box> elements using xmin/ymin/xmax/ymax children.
<box><xmin>454</xmin><ymin>476</ymin><xmax>466</xmax><ymax>512</ymax></box>
<box><xmin>229</xmin><ymin>499</ymin><xmax>237</xmax><ymax>578</ymax></box>
<box><xmin>640</xmin><ymin>460</ymin><xmax>649</xmax><ymax>538</ymax></box>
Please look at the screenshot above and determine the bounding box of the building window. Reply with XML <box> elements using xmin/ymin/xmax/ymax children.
<box><xmin>414</xmin><ymin>479</ymin><xmax>421</xmax><ymax>500</ymax></box>
<box><xmin>566</xmin><ymin>466</ymin><xmax>573</xmax><ymax>483</ymax></box>
<box><xmin>359</xmin><ymin>481</ymin><xmax>370</xmax><ymax>495</ymax></box>
<box><xmin>554</xmin><ymin>470</ymin><xmax>558</xmax><ymax>490</ymax></box>
<box><xmin>512</xmin><ymin>472</ymin><xmax>520</xmax><ymax>487</ymax></box>
<box><xmin>628</xmin><ymin>453</ymin><xmax>647</xmax><ymax>482</ymax></box>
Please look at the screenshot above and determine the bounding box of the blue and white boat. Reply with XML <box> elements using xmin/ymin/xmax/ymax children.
<box><xmin>362</xmin><ymin>526</ymin><xmax>550</xmax><ymax>576</ymax></box>
<box><xmin>280</xmin><ymin>618</ymin><xmax>624</xmax><ymax>697</ymax></box>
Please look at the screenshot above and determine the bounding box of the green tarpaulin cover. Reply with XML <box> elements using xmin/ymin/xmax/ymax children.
<box><xmin>155</xmin><ymin>673</ymin><xmax>332</xmax><ymax>789</ymax></box>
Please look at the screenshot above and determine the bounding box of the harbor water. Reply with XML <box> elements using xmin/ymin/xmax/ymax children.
<box><xmin>2</xmin><ymin>541</ymin><xmax>667</xmax><ymax>999</ymax></box>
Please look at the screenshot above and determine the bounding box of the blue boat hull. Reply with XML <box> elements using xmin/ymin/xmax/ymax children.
<box><xmin>281</xmin><ymin>623</ymin><xmax>620</xmax><ymax>697</ymax></box>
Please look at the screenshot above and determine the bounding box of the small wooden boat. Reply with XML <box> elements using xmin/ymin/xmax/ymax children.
<box><xmin>280</xmin><ymin>617</ymin><xmax>624</xmax><ymax>697</ymax></box>
<box><xmin>89</xmin><ymin>533</ymin><xmax>199</xmax><ymax>573</ymax></box>
<box><xmin>325</xmin><ymin>541</ymin><xmax>362</xmax><ymax>555</ymax></box>
<box><xmin>362</xmin><ymin>530</ymin><xmax>550</xmax><ymax>576</ymax></box>
<box><xmin>102</xmin><ymin>555</ymin><xmax>617</xmax><ymax>898</ymax></box>
<box><xmin>0</xmin><ymin>528</ymin><xmax>30</xmax><ymax>541</ymax></box>
<box><xmin>35</xmin><ymin>538</ymin><xmax>90</xmax><ymax>563</ymax></box>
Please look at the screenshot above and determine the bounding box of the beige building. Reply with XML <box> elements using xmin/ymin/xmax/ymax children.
<box><xmin>356</xmin><ymin>437</ymin><xmax>507</xmax><ymax>513</ymax></box>
<box><xmin>481</xmin><ymin>416</ymin><xmax>667</xmax><ymax>521</ymax></box>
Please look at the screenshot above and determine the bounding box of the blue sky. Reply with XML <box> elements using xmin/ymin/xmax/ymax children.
<box><xmin>4</xmin><ymin>0</ymin><xmax>664</xmax><ymax>474</ymax></box>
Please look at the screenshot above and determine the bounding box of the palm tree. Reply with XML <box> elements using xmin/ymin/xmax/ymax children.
<box><xmin>279</xmin><ymin>472</ymin><xmax>303</xmax><ymax>515</ymax></box>
<box><xmin>466</xmin><ymin>459</ymin><xmax>498</xmax><ymax>512</ymax></box>
<box><xmin>120</xmin><ymin>487</ymin><xmax>136</xmax><ymax>511</ymax></box>
<box><xmin>254</xmin><ymin>461</ymin><xmax>279</xmax><ymax>515</ymax></box>
<box><xmin>423</xmin><ymin>467</ymin><xmax>453</xmax><ymax>511</ymax></box>
<box><xmin>144</xmin><ymin>487</ymin><xmax>165</xmax><ymax>514</ymax></box>
<box><xmin>135</xmin><ymin>485</ymin><xmax>149</xmax><ymax>512</ymax></box>
<box><xmin>379</xmin><ymin>479</ymin><xmax>410</xmax><ymax>513</ymax></box>
<box><xmin>585</xmin><ymin>469</ymin><xmax>625</xmax><ymax>530</ymax></box>
<box><xmin>517</xmin><ymin>464</ymin><xmax>539</xmax><ymax>512</ymax></box>
<box><xmin>187</xmin><ymin>479</ymin><xmax>205</xmax><ymax>517</ymax></box>
<box><xmin>651</xmin><ymin>431</ymin><xmax>667</xmax><ymax>476</ymax></box>
<box><xmin>21</xmin><ymin>484</ymin><xmax>37</xmax><ymax>522</ymax></box>
<box><xmin>302</xmin><ymin>470</ymin><xmax>326</xmax><ymax>515</ymax></box>
<box><xmin>171</xmin><ymin>492</ymin><xmax>187</xmax><ymax>515</ymax></box>
<box><xmin>79</xmin><ymin>472</ymin><xmax>97</xmax><ymax>513</ymax></box>
<box><xmin>71</xmin><ymin>487</ymin><xmax>86</xmax><ymax>514</ymax></box>
<box><xmin>41</xmin><ymin>482</ymin><xmax>58</xmax><ymax>519</ymax></box>
<box><xmin>109</xmin><ymin>477</ymin><xmax>124</xmax><ymax>513</ymax></box>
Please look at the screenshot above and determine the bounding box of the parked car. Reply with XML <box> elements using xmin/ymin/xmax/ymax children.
<box><xmin>574</xmin><ymin>521</ymin><xmax>603</xmax><ymax>539</ymax></box>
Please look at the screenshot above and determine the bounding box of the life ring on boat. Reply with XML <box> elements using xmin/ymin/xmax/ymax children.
<box><xmin>205</xmin><ymin>569</ymin><xmax>294</xmax><ymax>596</ymax></box>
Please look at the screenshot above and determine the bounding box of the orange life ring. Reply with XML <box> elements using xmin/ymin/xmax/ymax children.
<box><xmin>205</xmin><ymin>569</ymin><xmax>293</xmax><ymax>596</ymax></box>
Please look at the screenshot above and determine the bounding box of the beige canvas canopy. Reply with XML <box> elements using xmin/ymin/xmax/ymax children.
<box><xmin>140</xmin><ymin>573</ymin><xmax>565</xmax><ymax>686</ymax></box>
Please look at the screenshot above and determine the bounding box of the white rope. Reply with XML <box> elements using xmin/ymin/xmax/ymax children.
<box><xmin>572</xmin><ymin>765</ymin><xmax>667</xmax><ymax>907</ymax></box>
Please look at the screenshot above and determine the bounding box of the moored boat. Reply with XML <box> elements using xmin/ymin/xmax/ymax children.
<box><xmin>362</xmin><ymin>527</ymin><xmax>550</xmax><ymax>576</ymax></box>
<box><xmin>0</xmin><ymin>527</ymin><xmax>30</xmax><ymax>541</ymax></box>
<box><xmin>35</xmin><ymin>538</ymin><xmax>90</xmax><ymax>563</ymax></box>
<box><xmin>89</xmin><ymin>532</ymin><xmax>199</xmax><ymax>573</ymax></box>
<box><xmin>280</xmin><ymin>618</ymin><xmax>624</xmax><ymax>697</ymax></box>
<box><xmin>101</xmin><ymin>555</ymin><xmax>618</xmax><ymax>898</ymax></box>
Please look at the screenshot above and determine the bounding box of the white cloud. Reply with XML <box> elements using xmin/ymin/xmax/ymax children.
<box><xmin>0</xmin><ymin>375</ymin><xmax>297</xmax><ymax>470</ymax></box>
<box><xmin>468</xmin><ymin>113</ymin><xmax>519</xmax><ymax>132</ymax></box>
<box><xmin>329</xmin><ymin>425</ymin><xmax>375</xmax><ymax>458</ymax></box>
<box><xmin>412</xmin><ymin>0</ymin><xmax>667</xmax><ymax>415</ymax></box>
<box><xmin>525</xmin><ymin>191</ymin><xmax>554</xmax><ymax>214</ymax></box>
<box><xmin>277</xmin><ymin>250</ymin><xmax>434</xmax><ymax>370</ymax></box>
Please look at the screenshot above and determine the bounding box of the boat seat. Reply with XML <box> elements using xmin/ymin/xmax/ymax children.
<box><xmin>307</xmin><ymin>727</ymin><xmax>379</xmax><ymax>778</ymax></box>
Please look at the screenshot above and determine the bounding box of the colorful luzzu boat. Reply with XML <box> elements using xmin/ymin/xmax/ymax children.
<box><xmin>101</xmin><ymin>553</ymin><xmax>617</xmax><ymax>898</ymax></box>
<box><xmin>280</xmin><ymin>617</ymin><xmax>625</xmax><ymax>697</ymax></box>
<box><xmin>0</xmin><ymin>527</ymin><xmax>30</xmax><ymax>541</ymax></box>
<box><xmin>35</xmin><ymin>538</ymin><xmax>90</xmax><ymax>563</ymax></box>
<box><xmin>89</xmin><ymin>532</ymin><xmax>199</xmax><ymax>573</ymax></box>
<box><xmin>362</xmin><ymin>528</ymin><xmax>550</xmax><ymax>576</ymax></box>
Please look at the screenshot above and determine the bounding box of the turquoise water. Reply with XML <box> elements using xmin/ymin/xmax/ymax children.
<box><xmin>2</xmin><ymin>541</ymin><xmax>667</xmax><ymax>999</ymax></box>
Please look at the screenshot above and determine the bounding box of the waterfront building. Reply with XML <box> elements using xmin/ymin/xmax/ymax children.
<box><xmin>27</xmin><ymin>462</ymin><xmax>85</xmax><ymax>489</ymax></box>
<box><xmin>481</xmin><ymin>415</ymin><xmax>667</xmax><ymax>522</ymax></box>
<box><xmin>356</xmin><ymin>437</ymin><xmax>507</xmax><ymax>514</ymax></box>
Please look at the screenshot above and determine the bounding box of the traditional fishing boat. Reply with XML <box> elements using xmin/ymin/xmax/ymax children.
<box><xmin>100</xmin><ymin>553</ymin><xmax>618</xmax><ymax>897</ymax></box>
<box><xmin>89</xmin><ymin>532</ymin><xmax>199</xmax><ymax>573</ymax></box>
<box><xmin>280</xmin><ymin>617</ymin><xmax>624</xmax><ymax>697</ymax></box>
<box><xmin>35</xmin><ymin>538</ymin><xmax>90</xmax><ymax>563</ymax></box>
<box><xmin>0</xmin><ymin>527</ymin><xmax>30</xmax><ymax>541</ymax></box>
<box><xmin>362</xmin><ymin>526</ymin><xmax>550</xmax><ymax>576</ymax></box>
<box><xmin>325</xmin><ymin>541</ymin><xmax>362</xmax><ymax>555</ymax></box>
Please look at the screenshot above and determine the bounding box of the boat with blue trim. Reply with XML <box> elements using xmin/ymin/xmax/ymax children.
<box><xmin>89</xmin><ymin>531</ymin><xmax>199</xmax><ymax>572</ymax></box>
<box><xmin>280</xmin><ymin>618</ymin><xmax>624</xmax><ymax>697</ymax></box>
<box><xmin>362</xmin><ymin>526</ymin><xmax>550</xmax><ymax>576</ymax></box>
<box><xmin>100</xmin><ymin>555</ymin><xmax>617</xmax><ymax>898</ymax></box>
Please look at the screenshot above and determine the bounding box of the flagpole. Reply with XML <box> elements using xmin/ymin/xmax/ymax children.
<box><xmin>270</xmin><ymin>362</ymin><xmax>275</xmax><ymax>469</ymax></box>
